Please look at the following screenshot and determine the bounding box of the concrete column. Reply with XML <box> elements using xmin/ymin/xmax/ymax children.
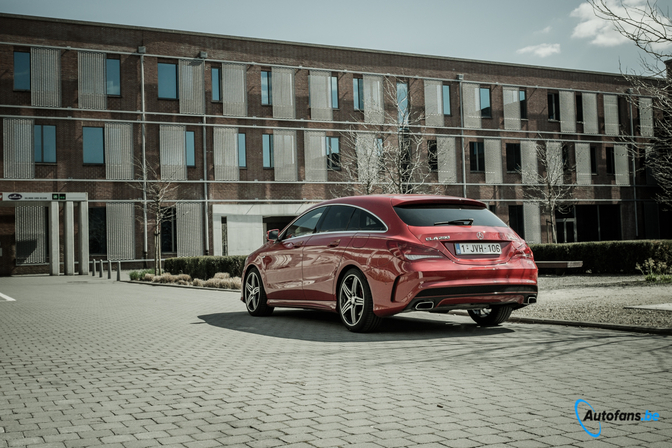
<box><xmin>78</xmin><ymin>201</ymin><xmax>89</xmax><ymax>275</ymax></box>
<box><xmin>63</xmin><ymin>201</ymin><xmax>74</xmax><ymax>275</ymax></box>
<box><xmin>48</xmin><ymin>201</ymin><xmax>60</xmax><ymax>276</ymax></box>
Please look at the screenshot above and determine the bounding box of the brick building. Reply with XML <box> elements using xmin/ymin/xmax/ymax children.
<box><xmin>0</xmin><ymin>13</ymin><xmax>667</xmax><ymax>275</ymax></box>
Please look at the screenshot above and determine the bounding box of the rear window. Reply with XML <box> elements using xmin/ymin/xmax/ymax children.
<box><xmin>394</xmin><ymin>204</ymin><xmax>507</xmax><ymax>227</ymax></box>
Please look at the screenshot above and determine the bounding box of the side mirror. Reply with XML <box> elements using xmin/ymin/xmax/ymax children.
<box><xmin>266</xmin><ymin>229</ymin><xmax>279</xmax><ymax>242</ymax></box>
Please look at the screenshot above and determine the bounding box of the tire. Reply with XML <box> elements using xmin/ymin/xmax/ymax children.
<box><xmin>468</xmin><ymin>305</ymin><xmax>513</xmax><ymax>326</ymax></box>
<box><xmin>244</xmin><ymin>268</ymin><xmax>273</xmax><ymax>316</ymax></box>
<box><xmin>337</xmin><ymin>268</ymin><xmax>381</xmax><ymax>333</ymax></box>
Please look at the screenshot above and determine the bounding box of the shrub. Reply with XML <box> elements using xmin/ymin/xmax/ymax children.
<box><xmin>129</xmin><ymin>269</ymin><xmax>154</xmax><ymax>281</ymax></box>
<box><xmin>636</xmin><ymin>258</ymin><xmax>672</xmax><ymax>282</ymax></box>
<box><xmin>164</xmin><ymin>256</ymin><xmax>247</xmax><ymax>280</ymax></box>
<box><xmin>530</xmin><ymin>240</ymin><xmax>672</xmax><ymax>274</ymax></box>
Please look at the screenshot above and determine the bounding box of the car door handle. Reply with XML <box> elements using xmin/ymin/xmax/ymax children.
<box><xmin>293</xmin><ymin>241</ymin><xmax>303</xmax><ymax>248</ymax></box>
<box><xmin>328</xmin><ymin>239</ymin><xmax>341</xmax><ymax>247</ymax></box>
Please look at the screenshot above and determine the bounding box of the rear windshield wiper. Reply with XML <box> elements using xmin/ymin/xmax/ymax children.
<box><xmin>434</xmin><ymin>218</ymin><xmax>474</xmax><ymax>226</ymax></box>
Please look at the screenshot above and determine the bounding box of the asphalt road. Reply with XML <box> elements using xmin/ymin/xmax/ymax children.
<box><xmin>1</xmin><ymin>276</ymin><xmax>671</xmax><ymax>447</ymax></box>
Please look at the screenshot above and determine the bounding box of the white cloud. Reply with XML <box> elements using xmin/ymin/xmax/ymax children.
<box><xmin>537</xmin><ymin>26</ymin><xmax>552</xmax><ymax>34</ymax></box>
<box><xmin>516</xmin><ymin>43</ymin><xmax>561</xmax><ymax>58</ymax></box>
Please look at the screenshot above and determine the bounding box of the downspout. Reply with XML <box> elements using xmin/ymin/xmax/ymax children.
<box><xmin>140</xmin><ymin>51</ymin><xmax>148</xmax><ymax>260</ymax></box>
<box><xmin>457</xmin><ymin>74</ymin><xmax>466</xmax><ymax>197</ymax></box>
<box><xmin>628</xmin><ymin>89</ymin><xmax>638</xmax><ymax>238</ymax></box>
<box><xmin>203</xmin><ymin>114</ymin><xmax>209</xmax><ymax>255</ymax></box>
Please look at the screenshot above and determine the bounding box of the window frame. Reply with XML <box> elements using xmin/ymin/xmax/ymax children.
<box><xmin>185</xmin><ymin>130</ymin><xmax>195</xmax><ymax>167</ymax></box>
<box><xmin>13</xmin><ymin>51</ymin><xmax>31</xmax><ymax>91</ymax></box>
<box><xmin>576</xmin><ymin>93</ymin><xmax>584</xmax><ymax>123</ymax></box>
<box><xmin>326</xmin><ymin>136</ymin><xmax>340</xmax><ymax>171</ymax></box>
<box><xmin>88</xmin><ymin>207</ymin><xmax>107</xmax><ymax>255</ymax></box>
<box><xmin>160</xmin><ymin>206</ymin><xmax>177</xmax><ymax>253</ymax></box>
<box><xmin>590</xmin><ymin>145</ymin><xmax>598</xmax><ymax>175</ymax></box>
<box><xmin>106</xmin><ymin>58</ymin><xmax>121</xmax><ymax>97</ymax></box>
<box><xmin>353</xmin><ymin>77</ymin><xmax>364</xmax><ymax>111</ymax></box>
<box><xmin>397</xmin><ymin>81</ymin><xmax>409</xmax><ymax>125</ymax></box>
<box><xmin>157</xmin><ymin>62</ymin><xmax>178</xmax><ymax>100</ymax></box>
<box><xmin>238</xmin><ymin>133</ymin><xmax>246</xmax><ymax>168</ymax></box>
<box><xmin>606</xmin><ymin>146</ymin><xmax>615</xmax><ymax>175</ymax></box>
<box><xmin>506</xmin><ymin>143</ymin><xmax>521</xmax><ymax>173</ymax></box>
<box><xmin>508</xmin><ymin>205</ymin><xmax>525</xmax><ymax>239</ymax></box>
<box><xmin>470</xmin><ymin>141</ymin><xmax>485</xmax><ymax>172</ymax></box>
<box><xmin>34</xmin><ymin>124</ymin><xmax>57</xmax><ymax>164</ymax></box>
<box><xmin>548</xmin><ymin>92</ymin><xmax>560</xmax><ymax>121</ymax></box>
<box><xmin>479</xmin><ymin>87</ymin><xmax>491</xmax><ymax>118</ymax></box>
<box><xmin>211</xmin><ymin>66</ymin><xmax>221</xmax><ymax>102</ymax></box>
<box><xmin>261</xmin><ymin>70</ymin><xmax>272</xmax><ymax>106</ymax></box>
<box><xmin>427</xmin><ymin>140</ymin><xmax>438</xmax><ymax>172</ymax></box>
<box><xmin>519</xmin><ymin>89</ymin><xmax>527</xmax><ymax>120</ymax></box>
<box><xmin>330</xmin><ymin>75</ymin><xmax>339</xmax><ymax>109</ymax></box>
<box><xmin>442</xmin><ymin>85</ymin><xmax>451</xmax><ymax>116</ymax></box>
<box><xmin>82</xmin><ymin>126</ymin><xmax>105</xmax><ymax>165</ymax></box>
<box><xmin>263</xmin><ymin>134</ymin><xmax>274</xmax><ymax>168</ymax></box>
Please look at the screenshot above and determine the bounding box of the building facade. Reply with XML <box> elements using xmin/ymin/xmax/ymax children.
<box><xmin>0</xmin><ymin>13</ymin><xmax>667</xmax><ymax>275</ymax></box>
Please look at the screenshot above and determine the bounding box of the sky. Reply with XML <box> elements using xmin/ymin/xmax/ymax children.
<box><xmin>1</xmin><ymin>0</ymin><xmax>671</xmax><ymax>75</ymax></box>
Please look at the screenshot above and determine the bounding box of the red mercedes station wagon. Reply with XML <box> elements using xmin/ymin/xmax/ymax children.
<box><xmin>241</xmin><ymin>195</ymin><xmax>538</xmax><ymax>332</ymax></box>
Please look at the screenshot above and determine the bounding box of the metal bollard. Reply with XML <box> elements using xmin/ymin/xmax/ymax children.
<box><xmin>99</xmin><ymin>259</ymin><xmax>103</xmax><ymax>278</ymax></box>
<box><xmin>107</xmin><ymin>260</ymin><xmax>112</xmax><ymax>279</ymax></box>
<box><xmin>92</xmin><ymin>259</ymin><xmax>96</xmax><ymax>277</ymax></box>
<box><xmin>117</xmin><ymin>261</ymin><xmax>121</xmax><ymax>281</ymax></box>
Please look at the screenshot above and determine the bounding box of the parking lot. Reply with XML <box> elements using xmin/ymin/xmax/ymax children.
<box><xmin>1</xmin><ymin>276</ymin><xmax>671</xmax><ymax>447</ymax></box>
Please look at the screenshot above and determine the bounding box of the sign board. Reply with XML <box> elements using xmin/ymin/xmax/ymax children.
<box><xmin>1</xmin><ymin>192</ymin><xmax>88</xmax><ymax>202</ymax></box>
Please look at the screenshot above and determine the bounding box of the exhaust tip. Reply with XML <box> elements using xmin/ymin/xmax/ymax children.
<box><xmin>415</xmin><ymin>301</ymin><xmax>435</xmax><ymax>310</ymax></box>
<box><xmin>524</xmin><ymin>295</ymin><xmax>537</xmax><ymax>304</ymax></box>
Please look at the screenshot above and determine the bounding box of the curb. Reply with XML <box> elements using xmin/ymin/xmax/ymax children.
<box><xmin>449</xmin><ymin>311</ymin><xmax>672</xmax><ymax>336</ymax></box>
<box><xmin>125</xmin><ymin>280</ymin><xmax>241</xmax><ymax>293</ymax></box>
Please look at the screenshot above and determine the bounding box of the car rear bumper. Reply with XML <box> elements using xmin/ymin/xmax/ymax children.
<box><xmin>403</xmin><ymin>284</ymin><xmax>538</xmax><ymax>313</ymax></box>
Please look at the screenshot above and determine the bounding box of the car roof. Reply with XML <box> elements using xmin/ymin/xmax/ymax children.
<box><xmin>319</xmin><ymin>194</ymin><xmax>486</xmax><ymax>209</ymax></box>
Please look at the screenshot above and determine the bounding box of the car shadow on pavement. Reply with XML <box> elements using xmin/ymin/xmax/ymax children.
<box><xmin>197</xmin><ymin>310</ymin><xmax>513</xmax><ymax>342</ymax></box>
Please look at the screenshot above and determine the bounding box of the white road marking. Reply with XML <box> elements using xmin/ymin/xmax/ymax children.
<box><xmin>0</xmin><ymin>292</ymin><xmax>16</xmax><ymax>302</ymax></box>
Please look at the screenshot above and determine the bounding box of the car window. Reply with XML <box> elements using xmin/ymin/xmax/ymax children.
<box><xmin>394</xmin><ymin>204</ymin><xmax>507</xmax><ymax>227</ymax></box>
<box><xmin>347</xmin><ymin>208</ymin><xmax>386</xmax><ymax>231</ymax></box>
<box><xmin>283</xmin><ymin>207</ymin><xmax>325</xmax><ymax>239</ymax></box>
<box><xmin>317</xmin><ymin>206</ymin><xmax>355</xmax><ymax>233</ymax></box>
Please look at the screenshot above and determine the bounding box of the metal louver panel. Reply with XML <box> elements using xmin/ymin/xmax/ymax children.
<box><xmin>484</xmin><ymin>139</ymin><xmax>503</xmax><ymax>184</ymax></box>
<box><xmin>272</xmin><ymin>67</ymin><xmax>295</xmax><ymax>119</ymax></box>
<box><xmin>559</xmin><ymin>91</ymin><xmax>576</xmax><ymax>133</ymax></box>
<box><xmin>179</xmin><ymin>59</ymin><xmax>205</xmax><ymax>115</ymax></box>
<box><xmin>575</xmin><ymin>143</ymin><xmax>592</xmax><ymax>185</ymax></box>
<box><xmin>213</xmin><ymin>127</ymin><xmax>239</xmax><ymax>181</ymax></box>
<box><xmin>221</xmin><ymin>63</ymin><xmax>247</xmax><ymax>117</ymax></box>
<box><xmin>304</xmin><ymin>131</ymin><xmax>327</xmax><ymax>182</ymax></box>
<box><xmin>639</xmin><ymin>97</ymin><xmax>654</xmax><ymax>137</ymax></box>
<box><xmin>309</xmin><ymin>71</ymin><xmax>332</xmax><ymax>121</ymax></box>
<box><xmin>604</xmin><ymin>94</ymin><xmax>619</xmax><ymax>135</ymax></box>
<box><xmin>363</xmin><ymin>75</ymin><xmax>384</xmax><ymax>124</ymax></box>
<box><xmin>177</xmin><ymin>202</ymin><xmax>203</xmax><ymax>257</ymax></box>
<box><xmin>614</xmin><ymin>144</ymin><xmax>630</xmax><ymax>185</ymax></box>
<box><xmin>16</xmin><ymin>206</ymin><xmax>47</xmax><ymax>264</ymax></box>
<box><xmin>582</xmin><ymin>93</ymin><xmax>598</xmax><ymax>134</ymax></box>
<box><xmin>273</xmin><ymin>130</ymin><xmax>297</xmax><ymax>181</ymax></box>
<box><xmin>31</xmin><ymin>47</ymin><xmax>61</xmax><ymax>107</ymax></box>
<box><xmin>436</xmin><ymin>136</ymin><xmax>456</xmax><ymax>183</ymax></box>
<box><xmin>105</xmin><ymin>123</ymin><xmax>133</xmax><ymax>180</ymax></box>
<box><xmin>462</xmin><ymin>83</ymin><xmax>481</xmax><ymax>129</ymax></box>
<box><xmin>424</xmin><ymin>80</ymin><xmax>443</xmax><ymax>127</ymax></box>
<box><xmin>78</xmin><ymin>51</ymin><xmax>106</xmax><ymax>110</ymax></box>
<box><xmin>521</xmin><ymin>141</ymin><xmax>538</xmax><ymax>185</ymax></box>
<box><xmin>546</xmin><ymin>141</ymin><xmax>564</xmax><ymax>185</ymax></box>
<box><xmin>106</xmin><ymin>203</ymin><xmax>135</xmax><ymax>260</ymax></box>
<box><xmin>522</xmin><ymin>202</ymin><xmax>541</xmax><ymax>244</ymax></box>
<box><xmin>160</xmin><ymin>125</ymin><xmax>186</xmax><ymax>180</ymax></box>
<box><xmin>503</xmin><ymin>87</ymin><xmax>521</xmax><ymax>131</ymax></box>
<box><xmin>356</xmin><ymin>133</ymin><xmax>378</xmax><ymax>185</ymax></box>
<box><xmin>3</xmin><ymin>118</ymin><xmax>34</xmax><ymax>179</ymax></box>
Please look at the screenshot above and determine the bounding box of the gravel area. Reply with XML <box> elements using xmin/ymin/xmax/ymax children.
<box><xmin>512</xmin><ymin>275</ymin><xmax>672</xmax><ymax>328</ymax></box>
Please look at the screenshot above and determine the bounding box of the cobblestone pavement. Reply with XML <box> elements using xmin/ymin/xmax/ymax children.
<box><xmin>1</xmin><ymin>276</ymin><xmax>671</xmax><ymax>447</ymax></box>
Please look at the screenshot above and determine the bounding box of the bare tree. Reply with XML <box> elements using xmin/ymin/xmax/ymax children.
<box><xmin>589</xmin><ymin>0</ymin><xmax>672</xmax><ymax>207</ymax></box>
<box><xmin>128</xmin><ymin>158</ymin><xmax>177</xmax><ymax>275</ymax></box>
<box><xmin>338</xmin><ymin>78</ymin><xmax>431</xmax><ymax>196</ymax></box>
<box><xmin>519</xmin><ymin>141</ymin><xmax>575</xmax><ymax>244</ymax></box>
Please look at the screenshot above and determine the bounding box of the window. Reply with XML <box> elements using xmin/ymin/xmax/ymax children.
<box><xmin>606</xmin><ymin>147</ymin><xmax>615</xmax><ymax>174</ymax></box>
<box><xmin>158</xmin><ymin>63</ymin><xmax>178</xmax><ymax>99</ymax></box>
<box><xmin>212</xmin><ymin>67</ymin><xmax>221</xmax><ymax>101</ymax></box>
<box><xmin>562</xmin><ymin>145</ymin><xmax>570</xmax><ymax>171</ymax></box>
<box><xmin>326</xmin><ymin>137</ymin><xmax>340</xmax><ymax>170</ymax></box>
<box><xmin>397</xmin><ymin>82</ymin><xmax>409</xmax><ymax>124</ymax></box>
<box><xmin>34</xmin><ymin>125</ymin><xmax>56</xmax><ymax>163</ymax></box>
<box><xmin>14</xmin><ymin>51</ymin><xmax>30</xmax><ymax>91</ymax></box>
<box><xmin>590</xmin><ymin>146</ymin><xmax>598</xmax><ymax>175</ymax></box>
<box><xmin>480</xmin><ymin>87</ymin><xmax>491</xmax><ymax>118</ymax></box>
<box><xmin>470</xmin><ymin>141</ymin><xmax>485</xmax><ymax>172</ymax></box>
<box><xmin>261</xmin><ymin>71</ymin><xmax>272</xmax><ymax>105</ymax></box>
<box><xmin>428</xmin><ymin>140</ymin><xmax>438</xmax><ymax>172</ymax></box>
<box><xmin>576</xmin><ymin>93</ymin><xmax>583</xmax><ymax>122</ymax></box>
<box><xmin>548</xmin><ymin>92</ymin><xmax>560</xmax><ymax>120</ymax></box>
<box><xmin>318</xmin><ymin>206</ymin><xmax>355</xmax><ymax>233</ymax></box>
<box><xmin>348</xmin><ymin>208</ymin><xmax>386</xmax><ymax>231</ymax></box>
<box><xmin>89</xmin><ymin>207</ymin><xmax>107</xmax><ymax>255</ymax></box>
<box><xmin>519</xmin><ymin>90</ymin><xmax>527</xmax><ymax>120</ymax></box>
<box><xmin>508</xmin><ymin>205</ymin><xmax>525</xmax><ymax>239</ymax></box>
<box><xmin>353</xmin><ymin>78</ymin><xmax>364</xmax><ymax>110</ymax></box>
<box><xmin>442</xmin><ymin>85</ymin><xmax>451</xmax><ymax>115</ymax></box>
<box><xmin>83</xmin><ymin>127</ymin><xmax>104</xmax><ymax>164</ymax></box>
<box><xmin>106</xmin><ymin>58</ymin><xmax>120</xmax><ymax>96</ymax></box>
<box><xmin>238</xmin><ymin>133</ymin><xmax>246</xmax><ymax>168</ymax></box>
<box><xmin>506</xmin><ymin>143</ymin><xmax>521</xmax><ymax>172</ymax></box>
<box><xmin>185</xmin><ymin>131</ymin><xmax>195</xmax><ymax>167</ymax></box>
<box><xmin>330</xmin><ymin>76</ymin><xmax>338</xmax><ymax>109</ymax></box>
<box><xmin>284</xmin><ymin>207</ymin><xmax>325</xmax><ymax>239</ymax></box>
<box><xmin>161</xmin><ymin>207</ymin><xmax>177</xmax><ymax>253</ymax></box>
<box><xmin>263</xmin><ymin>134</ymin><xmax>273</xmax><ymax>168</ymax></box>
<box><xmin>394</xmin><ymin>205</ymin><xmax>507</xmax><ymax>228</ymax></box>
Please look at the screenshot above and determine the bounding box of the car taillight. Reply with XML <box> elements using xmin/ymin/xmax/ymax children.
<box><xmin>511</xmin><ymin>241</ymin><xmax>534</xmax><ymax>259</ymax></box>
<box><xmin>387</xmin><ymin>241</ymin><xmax>447</xmax><ymax>261</ymax></box>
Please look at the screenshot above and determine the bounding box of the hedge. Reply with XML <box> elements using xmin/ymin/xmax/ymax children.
<box><xmin>164</xmin><ymin>255</ymin><xmax>247</xmax><ymax>280</ymax></box>
<box><xmin>530</xmin><ymin>240</ymin><xmax>672</xmax><ymax>274</ymax></box>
